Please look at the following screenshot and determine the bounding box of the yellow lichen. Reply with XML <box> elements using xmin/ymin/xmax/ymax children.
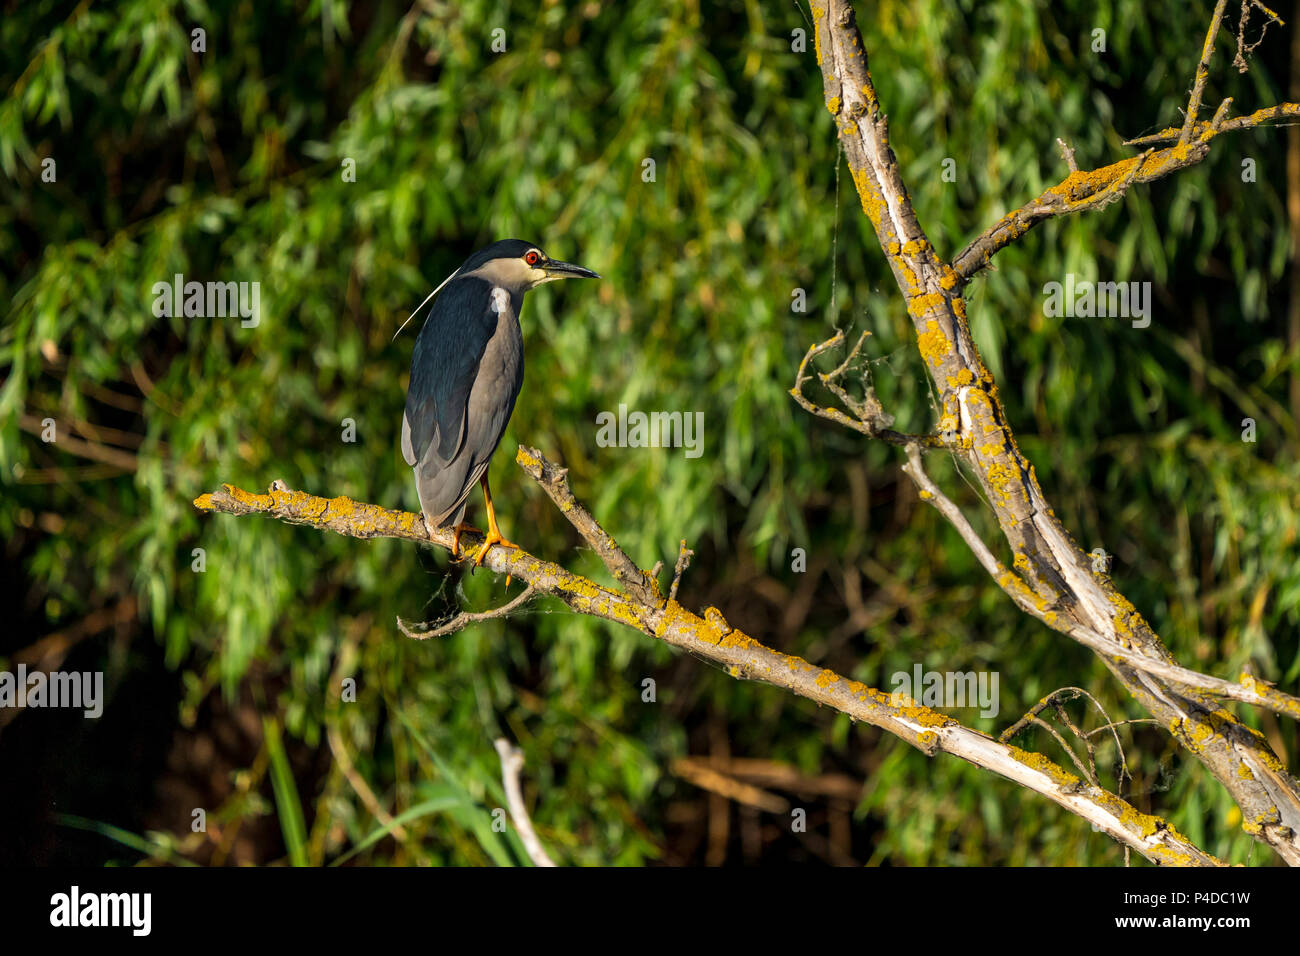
<box><xmin>916</xmin><ymin>325</ymin><xmax>950</xmax><ymax>367</ymax></box>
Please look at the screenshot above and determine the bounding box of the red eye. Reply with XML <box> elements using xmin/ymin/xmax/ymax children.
<box><xmin>525</xmin><ymin>250</ymin><xmax>541</xmax><ymax>266</ymax></box>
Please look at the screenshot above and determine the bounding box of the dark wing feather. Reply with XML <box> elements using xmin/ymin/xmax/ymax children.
<box><xmin>412</xmin><ymin>347</ymin><xmax>524</xmax><ymax>525</ymax></box>
<box><xmin>402</xmin><ymin>276</ymin><xmax>498</xmax><ymax>468</ymax></box>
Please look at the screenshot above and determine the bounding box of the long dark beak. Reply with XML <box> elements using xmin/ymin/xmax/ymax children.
<box><xmin>543</xmin><ymin>259</ymin><xmax>600</xmax><ymax>280</ymax></box>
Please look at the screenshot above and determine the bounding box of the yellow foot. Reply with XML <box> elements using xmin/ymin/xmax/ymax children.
<box><xmin>450</xmin><ymin>522</ymin><xmax>482</xmax><ymax>559</ymax></box>
<box><xmin>472</xmin><ymin>529</ymin><xmax>519</xmax><ymax>568</ymax></box>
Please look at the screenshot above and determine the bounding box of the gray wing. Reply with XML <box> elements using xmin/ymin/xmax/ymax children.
<box><xmin>403</xmin><ymin>276</ymin><xmax>523</xmax><ymax>525</ymax></box>
<box><xmin>403</xmin><ymin>276</ymin><xmax>497</xmax><ymax>468</ymax></box>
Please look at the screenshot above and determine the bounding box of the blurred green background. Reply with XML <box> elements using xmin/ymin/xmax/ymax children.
<box><xmin>2</xmin><ymin>0</ymin><xmax>1297</xmax><ymax>866</ymax></box>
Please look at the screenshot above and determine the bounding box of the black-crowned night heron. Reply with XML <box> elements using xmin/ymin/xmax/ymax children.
<box><xmin>401</xmin><ymin>238</ymin><xmax>599</xmax><ymax>565</ymax></box>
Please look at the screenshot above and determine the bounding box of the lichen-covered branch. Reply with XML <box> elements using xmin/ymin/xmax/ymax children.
<box><xmin>1180</xmin><ymin>0</ymin><xmax>1230</xmax><ymax>144</ymax></box>
<box><xmin>902</xmin><ymin>446</ymin><xmax>1300</xmax><ymax>719</ymax></box>
<box><xmin>808</xmin><ymin>0</ymin><xmax>1300</xmax><ymax>864</ymax></box>
<box><xmin>515</xmin><ymin>443</ymin><xmax>661</xmax><ymax>605</ymax></box>
<box><xmin>951</xmin><ymin>0</ymin><xmax>1300</xmax><ymax>282</ymax></box>
<box><xmin>192</xmin><ymin>445</ymin><xmax>1219</xmax><ymax>865</ymax></box>
<box><xmin>798</xmin><ymin>337</ymin><xmax>1300</xmax><ymax>715</ymax></box>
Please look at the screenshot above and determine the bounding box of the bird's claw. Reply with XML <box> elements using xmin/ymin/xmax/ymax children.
<box><xmin>472</xmin><ymin>531</ymin><xmax>518</xmax><ymax>568</ymax></box>
<box><xmin>450</xmin><ymin>522</ymin><xmax>483</xmax><ymax>560</ymax></box>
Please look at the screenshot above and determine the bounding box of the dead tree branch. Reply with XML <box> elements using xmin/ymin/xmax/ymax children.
<box><xmin>193</xmin><ymin>445</ymin><xmax>1220</xmax><ymax>866</ymax></box>
<box><xmin>515</xmin><ymin>445</ymin><xmax>661</xmax><ymax>605</ymax></box>
<box><xmin>951</xmin><ymin>0</ymin><xmax>1300</xmax><ymax>284</ymax></box>
<box><xmin>397</xmin><ymin>586</ymin><xmax>538</xmax><ymax>640</ymax></box>
<box><xmin>901</xmin><ymin>447</ymin><xmax>1300</xmax><ymax>719</ymax></box>
<box><xmin>805</xmin><ymin>0</ymin><xmax>1300</xmax><ymax>864</ymax></box>
<box><xmin>494</xmin><ymin>738</ymin><xmax>557</xmax><ymax>867</ymax></box>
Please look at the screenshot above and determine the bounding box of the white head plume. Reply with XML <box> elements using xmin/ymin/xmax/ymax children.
<box><xmin>392</xmin><ymin>265</ymin><xmax>463</xmax><ymax>341</ymax></box>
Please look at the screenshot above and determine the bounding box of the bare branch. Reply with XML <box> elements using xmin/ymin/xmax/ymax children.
<box><xmin>902</xmin><ymin>446</ymin><xmax>1300</xmax><ymax>719</ymax></box>
<box><xmin>397</xmin><ymin>585</ymin><xmax>538</xmax><ymax>640</ymax></box>
<box><xmin>1001</xmin><ymin>686</ymin><xmax>1134</xmax><ymax>792</ymax></box>
<box><xmin>1234</xmin><ymin>0</ymin><xmax>1286</xmax><ymax>72</ymax></box>
<box><xmin>18</xmin><ymin>411</ymin><xmax>138</xmax><ymax>472</ymax></box>
<box><xmin>809</xmin><ymin>0</ymin><xmax>1300</xmax><ymax>864</ymax></box>
<box><xmin>951</xmin><ymin>0</ymin><xmax>1299</xmax><ymax>286</ymax></box>
<box><xmin>515</xmin><ymin>444</ymin><xmax>660</xmax><ymax>605</ymax></box>
<box><xmin>1056</xmin><ymin>137</ymin><xmax>1078</xmax><ymax>172</ymax></box>
<box><xmin>1125</xmin><ymin>99</ymin><xmax>1300</xmax><ymax>146</ymax></box>
<box><xmin>1025</xmin><ymin>713</ymin><xmax>1098</xmax><ymax>787</ymax></box>
<box><xmin>193</xmin><ymin>456</ymin><xmax>1220</xmax><ymax>865</ymax></box>
<box><xmin>672</xmin><ymin>757</ymin><xmax>790</xmax><ymax>813</ymax></box>
<box><xmin>954</xmin><ymin>146</ymin><xmax>1202</xmax><ymax>283</ymax></box>
<box><xmin>789</xmin><ymin>330</ymin><xmax>940</xmax><ymax>447</ymax></box>
<box><xmin>669</xmin><ymin>539</ymin><xmax>694</xmax><ymax>603</ymax></box>
<box><xmin>494</xmin><ymin>739</ymin><xmax>556</xmax><ymax>867</ymax></box>
<box><xmin>1180</xmin><ymin>0</ymin><xmax>1230</xmax><ymax>144</ymax></box>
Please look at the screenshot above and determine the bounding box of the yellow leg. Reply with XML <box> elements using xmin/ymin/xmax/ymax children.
<box><xmin>450</xmin><ymin>521</ymin><xmax>481</xmax><ymax>559</ymax></box>
<box><xmin>472</xmin><ymin>474</ymin><xmax>519</xmax><ymax>576</ymax></box>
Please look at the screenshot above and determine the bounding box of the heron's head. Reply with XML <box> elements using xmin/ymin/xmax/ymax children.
<box><xmin>460</xmin><ymin>238</ymin><xmax>600</xmax><ymax>293</ymax></box>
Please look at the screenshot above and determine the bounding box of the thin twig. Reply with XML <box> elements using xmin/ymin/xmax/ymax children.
<box><xmin>1026</xmin><ymin>713</ymin><xmax>1098</xmax><ymax>786</ymax></box>
<box><xmin>1180</xmin><ymin>0</ymin><xmax>1231</xmax><ymax>144</ymax></box>
<box><xmin>669</xmin><ymin>539</ymin><xmax>694</xmax><ymax>602</ymax></box>
<box><xmin>18</xmin><ymin>412</ymin><xmax>139</xmax><ymax>472</ymax></box>
<box><xmin>1085</xmin><ymin>718</ymin><xmax>1161</xmax><ymax>738</ymax></box>
<box><xmin>494</xmin><ymin>738</ymin><xmax>556</xmax><ymax>867</ymax></box>
<box><xmin>790</xmin><ymin>330</ymin><xmax>940</xmax><ymax>446</ymax></box>
<box><xmin>1235</xmin><ymin>0</ymin><xmax>1286</xmax><ymax>72</ymax></box>
<box><xmin>396</xmin><ymin>585</ymin><xmax>538</xmax><ymax>640</ymax></box>
<box><xmin>1049</xmin><ymin>700</ymin><xmax>1099</xmax><ymax>785</ymax></box>
<box><xmin>671</xmin><ymin>757</ymin><xmax>790</xmax><ymax>813</ymax></box>
<box><xmin>1000</xmin><ymin>686</ymin><xmax>1131</xmax><ymax>789</ymax></box>
<box><xmin>515</xmin><ymin>445</ymin><xmax>660</xmax><ymax>605</ymax></box>
<box><xmin>326</xmin><ymin>622</ymin><xmax>406</xmax><ymax>840</ymax></box>
<box><xmin>1057</xmin><ymin>137</ymin><xmax>1079</xmax><ymax>172</ymax></box>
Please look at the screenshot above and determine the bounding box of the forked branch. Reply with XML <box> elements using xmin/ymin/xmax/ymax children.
<box><xmin>804</xmin><ymin>0</ymin><xmax>1300</xmax><ymax>864</ymax></box>
<box><xmin>193</xmin><ymin>444</ymin><xmax>1219</xmax><ymax>865</ymax></box>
